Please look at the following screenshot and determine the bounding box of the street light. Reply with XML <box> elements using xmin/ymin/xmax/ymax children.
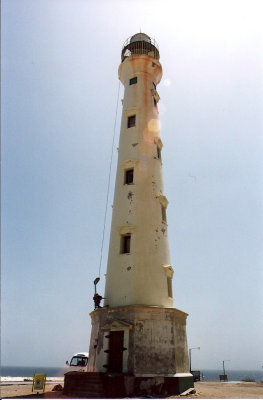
<box><xmin>189</xmin><ymin>347</ymin><xmax>200</xmax><ymax>372</ymax></box>
<box><xmin>222</xmin><ymin>360</ymin><xmax>230</xmax><ymax>381</ymax></box>
<box><xmin>94</xmin><ymin>277</ymin><xmax>100</xmax><ymax>294</ymax></box>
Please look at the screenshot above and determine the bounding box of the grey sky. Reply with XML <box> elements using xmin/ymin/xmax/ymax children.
<box><xmin>2</xmin><ymin>0</ymin><xmax>263</xmax><ymax>370</ymax></box>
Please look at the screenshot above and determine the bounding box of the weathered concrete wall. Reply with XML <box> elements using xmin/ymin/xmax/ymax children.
<box><xmin>88</xmin><ymin>305</ymin><xmax>191</xmax><ymax>376</ymax></box>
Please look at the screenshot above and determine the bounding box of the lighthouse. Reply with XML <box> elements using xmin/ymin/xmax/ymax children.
<box><xmin>87</xmin><ymin>33</ymin><xmax>193</xmax><ymax>397</ymax></box>
<box><xmin>104</xmin><ymin>33</ymin><xmax>172</xmax><ymax>309</ymax></box>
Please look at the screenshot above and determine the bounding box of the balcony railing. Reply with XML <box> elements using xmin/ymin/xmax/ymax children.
<box><xmin>121</xmin><ymin>35</ymin><xmax>160</xmax><ymax>62</ymax></box>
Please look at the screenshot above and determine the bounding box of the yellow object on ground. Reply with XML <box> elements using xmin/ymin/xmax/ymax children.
<box><xmin>32</xmin><ymin>373</ymin><xmax>46</xmax><ymax>392</ymax></box>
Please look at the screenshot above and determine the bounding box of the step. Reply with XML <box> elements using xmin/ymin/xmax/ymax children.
<box><xmin>77</xmin><ymin>377</ymin><xmax>104</xmax><ymax>382</ymax></box>
<box><xmin>72</xmin><ymin>384</ymin><xmax>103</xmax><ymax>389</ymax></box>
<box><xmin>77</xmin><ymin>380</ymin><xmax>105</xmax><ymax>386</ymax></box>
<box><xmin>73</xmin><ymin>391</ymin><xmax>106</xmax><ymax>398</ymax></box>
<box><xmin>77</xmin><ymin>385</ymin><xmax>105</xmax><ymax>391</ymax></box>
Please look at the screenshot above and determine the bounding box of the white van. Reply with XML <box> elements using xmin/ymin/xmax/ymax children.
<box><xmin>66</xmin><ymin>352</ymin><xmax>89</xmax><ymax>372</ymax></box>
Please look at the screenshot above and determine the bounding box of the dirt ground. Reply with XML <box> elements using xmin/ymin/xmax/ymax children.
<box><xmin>0</xmin><ymin>383</ymin><xmax>65</xmax><ymax>399</ymax></box>
<box><xmin>1</xmin><ymin>381</ymin><xmax>263</xmax><ymax>399</ymax></box>
<box><xmin>170</xmin><ymin>381</ymin><xmax>263</xmax><ymax>398</ymax></box>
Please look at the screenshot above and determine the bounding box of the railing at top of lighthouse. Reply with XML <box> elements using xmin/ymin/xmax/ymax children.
<box><xmin>121</xmin><ymin>33</ymin><xmax>160</xmax><ymax>62</ymax></box>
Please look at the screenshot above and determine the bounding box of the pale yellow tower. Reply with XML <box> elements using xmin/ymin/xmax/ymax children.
<box><xmin>104</xmin><ymin>33</ymin><xmax>173</xmax><ymax>308</ymax></box>
<box><xmin>86</xmin><ymin>34</ymin><xmax>193</xmax><ymax>397</ymax></box>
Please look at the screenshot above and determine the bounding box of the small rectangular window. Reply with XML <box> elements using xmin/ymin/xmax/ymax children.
<box><xmin>129</xmin><ymin>77</ymin><xmax>137</xmax><ymax>85</ymax></box>
<box><xmin>153</xmin><ymin>82</ymin><xmax>156</xmax><ymax>90</ymax></box>
<box><xmin>157</xmin><ymin>145</ymin><xmax>162</xmax><ymax>161</ymax></box>
<box><xmin>161</xmin><ymin>205</ymin><xmax>167</xmax><ymax>222</ymax></box>
<box><xmin>167</xmin><ymin>277</ymin><xmax>173</xmax><ymax>297</ymax></box>
<box><xmin>125</xmin><ymin>168</ymin><xmax>134</xmax><ymax>185</ymax></box>
<box><xmin>121</xmin><ymin>234</ymin><xmax>131</xmax><ymax>254</ymax></box>
<box><xmin>153</xmin><ymin>97</ymin><xmax>157</xmax><ymax>107</ymax></box>
<box><xmin>127</xmin><ymin>115</ymin><xmax>136</xmax><ymax>128</ymax></box>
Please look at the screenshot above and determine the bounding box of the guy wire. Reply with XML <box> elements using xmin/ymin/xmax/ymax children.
<box><xmin>98</xmin><ymin>79</ymin><xmax>121</xmax><ymax>279</ymax></box>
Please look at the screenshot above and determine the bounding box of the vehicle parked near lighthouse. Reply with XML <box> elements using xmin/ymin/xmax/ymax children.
<box><xmin>66</xmin><ymin>352</ymin><xmax>89</xmax><ymax>372</ymax></box>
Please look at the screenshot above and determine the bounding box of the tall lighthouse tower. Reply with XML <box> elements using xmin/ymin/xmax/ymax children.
<box><xmin>87</xmin><ymin>33</ymin><xmax>193</xmax><ymax>397</ymax></box>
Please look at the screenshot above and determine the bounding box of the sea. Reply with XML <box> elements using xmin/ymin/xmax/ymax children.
<box><xmin>1</xmin><ymin>366</ymin><xmax>263</xmax><ymax>384</ymax></box>
<box><xmin>201</xmin><ymin>369</ymin><xmax>263</xmax><ymax>382</ymax></box>
<box><xmin>0</xmin><ymin>366</ymin><xmax>68</xmax><ymax>385</ymax></box>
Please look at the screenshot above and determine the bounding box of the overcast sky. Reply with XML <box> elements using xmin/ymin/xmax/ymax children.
<box><xmin>2</xmin><ymin>0</ymin><xmax>263</xmax><ymax>371</ymax></box>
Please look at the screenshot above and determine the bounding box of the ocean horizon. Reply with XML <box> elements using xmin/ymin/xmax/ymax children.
<box><xmin>1</xmin><ymin>366</ymin><xmax>263</xmax><ymax>383</ymax></box>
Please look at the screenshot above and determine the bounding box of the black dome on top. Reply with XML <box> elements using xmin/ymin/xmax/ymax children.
<box><xmin>130</xmin><ymin>33</ymin><xmax>151</xmax><ymax>44</ymax></box>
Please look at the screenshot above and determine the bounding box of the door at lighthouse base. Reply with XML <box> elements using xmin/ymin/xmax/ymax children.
<box><xmin>108</xmin><ymin>330</ymin><xmax>124</xmax><ymax>373</ymax></box>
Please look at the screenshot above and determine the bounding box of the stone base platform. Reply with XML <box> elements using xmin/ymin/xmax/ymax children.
<box><xmin>89</xmin><ymin>306</ymin><xmax>191</xmax><ymax>376</ymax></box>
<box><xmin>80</xmin><ymin>305</ymin><xmax>193</xmax><ymax>397</ymax></box>
<box><xmin>63</xmin><ymin>371</ymin><xmax>194</xmax><ymax>398</ymax></box>
<box><xmin>63</xmin><ymin>371</ymin><xmax>106</xmax><ymax>398</ymax></box>
<box><xmin>107</xmin><ymin>374</ymin><xmax>194</xmax><ymax>397</ymax></box>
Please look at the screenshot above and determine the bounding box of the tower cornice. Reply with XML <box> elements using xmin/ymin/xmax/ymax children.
<box><xmin>117</xmin><ymin>225</ymin><xmax>136</xmax><ymax>235</ymax></box>
<box><xmin>121</xmin><ymin>159</ymin><xmax>138</xmax><ymax>169</ymax></box>
<box><xmin>156</xmin><ymin>194</ymin><xmax>169</xmax><ymax>208</ymax></box>
<box><xmin>123</xmin><ymin>107</ymin><xmax>140</xmax><ymax>115</ymax></box>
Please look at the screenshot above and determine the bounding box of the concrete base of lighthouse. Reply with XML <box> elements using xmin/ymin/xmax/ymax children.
<box><xmin>86</xmin><ymin>305</ymin><xmax>193</xmax><ymax>397</ymax></box>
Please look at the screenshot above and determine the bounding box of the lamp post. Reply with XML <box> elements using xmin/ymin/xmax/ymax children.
<box><xmin>222</xmin><ymin>360</ymin><xmax>230</xmax><ymax>381</ymax></box>
<box><xmin>94</xmin><ymin>277</ymin><xmax>100</xmax><ymax>294</ymax></box>
<box><xmin>189</xmin><ymin>347</ymin><xmax>200</xmax><ymax>372</ymax></box>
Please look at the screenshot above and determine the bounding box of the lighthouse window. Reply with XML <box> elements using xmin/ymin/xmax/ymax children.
<box><xmin>167</xmin><ymin>277</ymin><xmax>173</xmax><ymax>298</ymax></box>
<box><xmin>121</xmin><ymin>234</ymin><xmax>131</xmax><ymax>254</ymax></box>
<box><xmin>153</xmin><ymin>97</ymin><xmax>157</xmax><ymax>107</ymax></box>
<box><xmin>157</xmin><ymin>145</ymin><xmax>162</xmax><ymax>161</ymax></box>
<box><xmin>161</xmin><ymin>205</ymin><xmax>167</xmax><ymax>223</ymax></box>
<box><xmin>152</xmin><ymin>82</ymin><xmax>156</xmax><ymax>90</ymax></box>
<box><xmin>129</xmin><ymin>77</ymin><xmax>137</xmax><ymax>85</ymax></box>
<box><xmin>127</xmin><ymin>115</ymin><xmax>136</xmax><ymax>128</ymax></box>
<box><xmin>125</xmin><ymin>168</ymin><xmax>134</xmax><ymax>185</ymax></box>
